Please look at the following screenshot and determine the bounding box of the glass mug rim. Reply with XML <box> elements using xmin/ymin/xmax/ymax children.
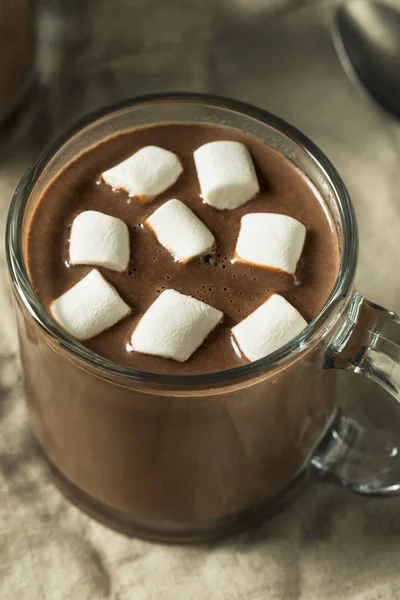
<box><xmin>6</xmin><ymin>92</ymin><xmax>358</xmax><ymax>388</ymax></box>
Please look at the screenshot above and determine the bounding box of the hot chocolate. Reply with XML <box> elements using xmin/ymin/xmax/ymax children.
<box><xmin>27</xmin><ymin>123</ymin><xmax>339</xmax><ymax>374</ymax></box>
<box><xmin>15</xmin><ymin>112</ymin><xmax>342</xmax><ymax>540</ymax></box>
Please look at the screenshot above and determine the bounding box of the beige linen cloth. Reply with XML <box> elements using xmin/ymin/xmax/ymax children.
<box><xmin>1</xmin><ymin>0</ymin><xmax>400</xmax><ymax>598</ymax></box>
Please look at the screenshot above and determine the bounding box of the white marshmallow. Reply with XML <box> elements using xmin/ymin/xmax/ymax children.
<box><xmin>146</xmin><ymin>199</ymin><xmax>215</xmax><ymax>263</ymax></box>
<box><xmin>193</xmin><ymin>140</ymin><xmax>260</xmax><ymax>210</ymax></box>
<box><xmin>50</xmin><ymin>269</ymin><xmax>131</xmax><ymax>341</ymax></box>
<box><xmin>131</xmin><ymin>289</ymin><xmax>223</xmax><ymax>362</ymax></box>
<box><xmin>234</xmin><ymin>213</ymin><xmax>306</xmax><ymax>274</ymax></box>
<box><xmin>69</xmin><ymin>210</ymin><xmax>130</xmax><ymax>272</ymax></box>
<box><xmin>101</xmin><ymin>146</ymin><xmax>183</xmax><ymax>202</ymax></box>
<box><xmin>232</xmin><ymin>294</ymin><xmax>307</xmax><ymax>362</ymax></box>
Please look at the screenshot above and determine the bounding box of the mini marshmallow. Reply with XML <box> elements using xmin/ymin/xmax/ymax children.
<box><xmin>193</xmin><ymin>140</ymin><xmax>260</xmax><ymax>210</ymax></box>
<box><xmin>69</xmin><ymin>210</ymin><xmax>130</xmax><ymax>272</ymax></box>
<box><xmin>146</xmin><ymin>199</ymin><xmax>215</xmax><ymax>263</ymax></box>
<box><xmin>51</xmin><ymin>269</ymin><xmax>131</xmax><ymax>341</ymax></box>
<box><xmin>234</xmin><ymin>213</ymin><xmax>306</xmax><ymax>274</ymax></box>
<box><xmin>101</xmin><ymin>146</ymin><xmax>183</xmax><ymax>202</ymax></box>
<box><xmin>131</xmin><ymin>289</ymin><xmax>223</xmax><ymax>362</ymax></box>
<box><xmin>232</xmin><ymin>294</ymin><xmax>307</xmax><ymax>362</ymax></box>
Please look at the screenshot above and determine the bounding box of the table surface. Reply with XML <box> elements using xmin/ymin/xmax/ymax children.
<box><xmin>1</xmin><ymin>1</ymin><xmax>400</xmax><ymax>598</ymax></box>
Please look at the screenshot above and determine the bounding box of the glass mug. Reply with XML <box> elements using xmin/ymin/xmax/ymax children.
<box><xmin>6</xmin><ymin>94</ymin><xmax>400</xmax><ymax>543</ymax></box>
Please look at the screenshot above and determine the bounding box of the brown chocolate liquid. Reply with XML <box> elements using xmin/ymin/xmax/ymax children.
<box><xmin>27</xmin><ymin>123</ymin><xmax>339</xmax><ymax>374</ymax></box>
<box><xmin>21</xmin><ymin>123</ymin><xmax>341</xmax><ymax>534</ymax></box>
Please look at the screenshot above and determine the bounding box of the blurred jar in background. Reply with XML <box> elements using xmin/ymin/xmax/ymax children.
<box><xmin>0</xmin><ymin>0</ymin><xmax>36</xmax><ymax>124</ymax></box>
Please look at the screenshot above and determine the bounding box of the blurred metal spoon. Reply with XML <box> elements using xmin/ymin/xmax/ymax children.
<box><xmin>334</xmin><ymin>0</ymin><xmax>400</xmax><ymax>118</ymax></box>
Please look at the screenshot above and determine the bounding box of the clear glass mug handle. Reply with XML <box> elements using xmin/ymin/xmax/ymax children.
<box><xmin>309</xmin><ymin>291</ymin><xmax>400</xmax><ymax>494</ymax></box>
